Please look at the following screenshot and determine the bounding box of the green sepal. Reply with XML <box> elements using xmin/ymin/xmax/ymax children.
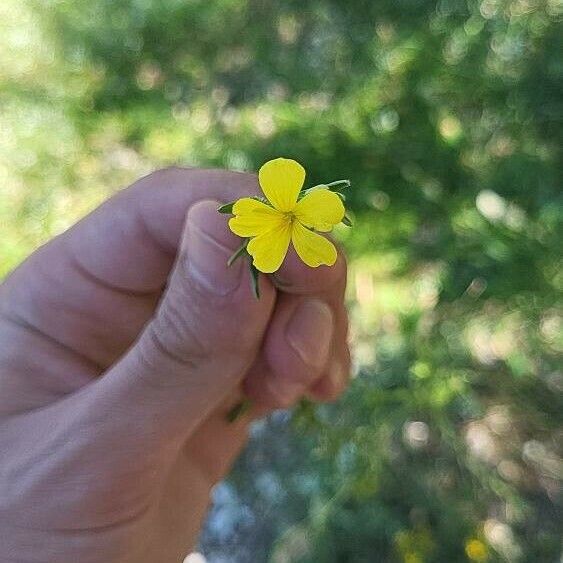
<box><xmin>342</xmin><ymin>214</ymin><xmax>353</xmax><ymax>227</ymax></box>
<box><xmin>335</xmin><ymin>191</ymin><xmax>346</xmax><ymax>202</ymax></box>
<box><xmin>217</xmin><ymin>201</ymin><xmax>236</xmax><ymax>214</ymax></box>
<box><xmin>326</xmin><ymin>179</ymin><xmax>351</xmax><ymax>190</ymax></box>
<box><xmin>298</xmin><ymin>179</ymin><xmax>351</xmax><ymax>200</ymax></box>
<box><xmin>228</xmin><ymin>240</ymin><xmax>249</xmax><ymax>266</ymax></box>
<box><xmin>250</xmin><ymin>195</ymin><xmax>270</xmax><ymax>204</ymax></box>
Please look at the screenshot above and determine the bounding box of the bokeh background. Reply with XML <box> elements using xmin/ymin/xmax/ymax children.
<box><xmin>1</xmin><ymin>0</ymin><xmax>562</xmax><ymax>561</ymax></box>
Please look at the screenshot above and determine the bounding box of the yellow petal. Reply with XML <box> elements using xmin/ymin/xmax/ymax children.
<box><xmin>258</xmin><ymin>158</ymin><xmax>305</xmax><ymax>212</ymax></box>
<box><xmin>247</xmin><ymin>221</ymin><xmax>292</xmax><ymax>273</ymax></box>
<box><xmin>232</xmin><ymin>197</ymin><xmax>276</xmax><ymax>216</ymax></box>
<box><xmin>294</xmin><ymin>188</ymin><xmax>345</xmax><ymax>232</ymax></box>
<box><xmin>291</xmin><ymin>221</ymin><xmax>338</xmax><ymax>268</ymax></box>
<box><xmin>229</xmin><ymin>197</ymin><xmax>284</xmax><ymax>237</ymax></box>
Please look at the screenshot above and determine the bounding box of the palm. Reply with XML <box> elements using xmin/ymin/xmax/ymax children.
<box><xmin>1</xmin><ymin>261</ymin><xmax>250</xmax><ymax>561</ymax></box>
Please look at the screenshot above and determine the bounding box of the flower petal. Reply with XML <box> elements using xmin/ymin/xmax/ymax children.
<box><xmin>258</xmin><ymin>158</ymin><xmax>305</xmax><ymax>212</ymax></box>
<box><xmin>229</xmin><ymin>197</ymin><xmax>284</xmax><ymax>237</ymax></box>
<box><xmin>232</xmin><ymin>197</ymin><xmax>275</xmax><ymax>216</ymax></box>
<box><xmin>247</xmin><ymin>221</ymin><xmax>292</xmax><ymax>273</ymax></box>
<box><xmin>291</xmin><ymin>221</ymin><xmax>338</xmax><ymax>268</ymax></box>
<box><xmin>294</xmin><ymin>188</ymin><xmax>345</xmax><ymax>232</ymax></box>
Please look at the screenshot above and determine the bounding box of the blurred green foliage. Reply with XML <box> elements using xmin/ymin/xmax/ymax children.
<box><xmin>1</xmin><ymin>0</ymin><xmax>561</xmax><ymax>561</ymax></box>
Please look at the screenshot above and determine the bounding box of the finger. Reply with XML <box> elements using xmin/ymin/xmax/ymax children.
<box><xmin>244</xmin><ymin>296</ymin><xmax>334</xmax><ymax>408</ymax></box>
<box><xmin>79</xmin><ymin>201</ymin><xmax>275</xmax><ymax>448</ymax></box>
<box><xmin>245</xmin><ymin>300</ymin><xmax>350</xmax><ymax>409</ymax></box>
<box><xmin>182</xmin><ymin>315</ymin><xmax>350</xmax><ymax>490</ymax></box>
<box><xmin>307</xmin><ymin>339</ymin><xmax>352</xmax><ymax>403</ymax></box>
<box><xmin>306</xmin><ymin>296</ymin><xmax>351</xmax><ymax>403</ymax></box>
<box><xmin>273</xmin><ymin>241</ymin><xmax>350</xmax><ymax>400</ymax></box>
<box><xmin>273</xmin><ymin>244</ymin><xmax>347</xmax><ymax>296</ymax></box>
<box><xmin>244</xmin><ymin>241</ymin><xmax>350</xmax><ymax>408</ymax></box>
<box><xmin>0</xmin><ymin>168</ymin><xmax>261</xmax><ymax>374</ymax></box>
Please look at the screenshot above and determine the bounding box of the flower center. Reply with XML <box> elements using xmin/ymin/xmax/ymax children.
<box><xmin>283</xmin><ymin>212</ymin><xmax>296</xmax><ymax>225</ymax></box>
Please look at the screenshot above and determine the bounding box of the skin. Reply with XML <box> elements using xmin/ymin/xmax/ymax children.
<box><xmin>0</xmin><ymin>168</ymin><xmax>350</xmax><ymax>562</ymax></box>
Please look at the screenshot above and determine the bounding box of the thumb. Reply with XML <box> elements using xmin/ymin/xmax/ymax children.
<box><xmin>81</xmin><ymin>200</ymin><xmax>274</xmax><ymax>445</ymax></box>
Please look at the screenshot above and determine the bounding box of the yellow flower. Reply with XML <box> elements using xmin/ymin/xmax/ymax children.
<box><xmin>228</xmin><ymin>157</ymin><xmax>345</xmax><ymax>273</ymax></box>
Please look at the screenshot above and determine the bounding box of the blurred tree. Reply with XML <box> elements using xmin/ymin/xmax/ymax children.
<box><xmin>1</xmin><ymin>0</ymin><xmax>561</xmax><ymax>561</ymax></box>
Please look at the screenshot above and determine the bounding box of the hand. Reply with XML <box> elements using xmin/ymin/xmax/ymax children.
<box><xmin>0</xmin><ymin>168</ymin><xmax>350</xmax><ymax>562</ymax></box>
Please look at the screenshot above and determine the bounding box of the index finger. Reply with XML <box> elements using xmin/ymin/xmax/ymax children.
<box><xmin>273</xmin><ymin>244</ymin><xmax>347</xmax><ymax>297</ymax></box>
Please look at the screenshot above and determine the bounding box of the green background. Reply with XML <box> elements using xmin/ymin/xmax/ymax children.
<box><xmin>1</xmin><ymin>1</ymin><xmax>561</xmax><ymax>561</ymax></box>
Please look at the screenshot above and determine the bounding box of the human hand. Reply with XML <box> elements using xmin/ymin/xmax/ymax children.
<box><xmin>0</xmin><ymin>167</ymin><xmax>350</xmax><ymax>562</ymax></box>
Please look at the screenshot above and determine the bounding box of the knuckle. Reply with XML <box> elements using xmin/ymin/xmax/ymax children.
<box><xmin>135</xmin><ymin>166</ymin><xmax>194</xmax><ymax>193</ymax></box>
<box><xmin>145</xmin><ymin>279</ymin><xmax>260</xmax><ymax>371</ymax></box>
<box><xmin>149</xmin><ymin>165</ymin><xmax>191</xmax><ymax>182</ymax></box>
<box><xmin>173</xmin><ymin>259</ymin><xmax>261</xmax><ymax>355</ymax></box>
<box><xmin>140</xmin><ymin>322</ymin><xmax>200</xmax><ymax>377</ymax></box>
<box><xmin>150</xmin><ymin>290</ymin><xmax>208</xmax><ymax>364</ymax></box>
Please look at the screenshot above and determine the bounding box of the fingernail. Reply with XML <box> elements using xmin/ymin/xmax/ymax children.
<box><xmin>186</xmin><ymin>200</ymin><xmax>243</xmax><ymax>295</ymax></box>
<box><xmin>286</xmin><ymin>300</ymin><xmax>333</xmax><ymax>369</ymax></box>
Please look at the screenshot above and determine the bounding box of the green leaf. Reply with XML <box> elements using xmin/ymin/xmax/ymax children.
<box><xmin>217</xmin><ymin>201</ymin><xmax>236</xmax><ymax>214</ymax></box>
<box><xmin>228</xmin><ymin>240</ymin><xmax>249</xmax><ymax>266</ymax></box>
<box><xmin>226</xmin><ymin>398</ymin><xmax>253</xmax><ymax>422</ymax></box>
<box><xmin>292</xmin><ymin>398</ymin><xmax>321</xmax><ymax>431</ymax></box>
<box><xmin>342</xmin><ymin>214</ymin><xmax>353</xmax><ymax>227</ymax></box>
<box><xmin>249</xmin><ymin>262</ymin><xmax>261</xmax><ymax>299</ymax></box>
